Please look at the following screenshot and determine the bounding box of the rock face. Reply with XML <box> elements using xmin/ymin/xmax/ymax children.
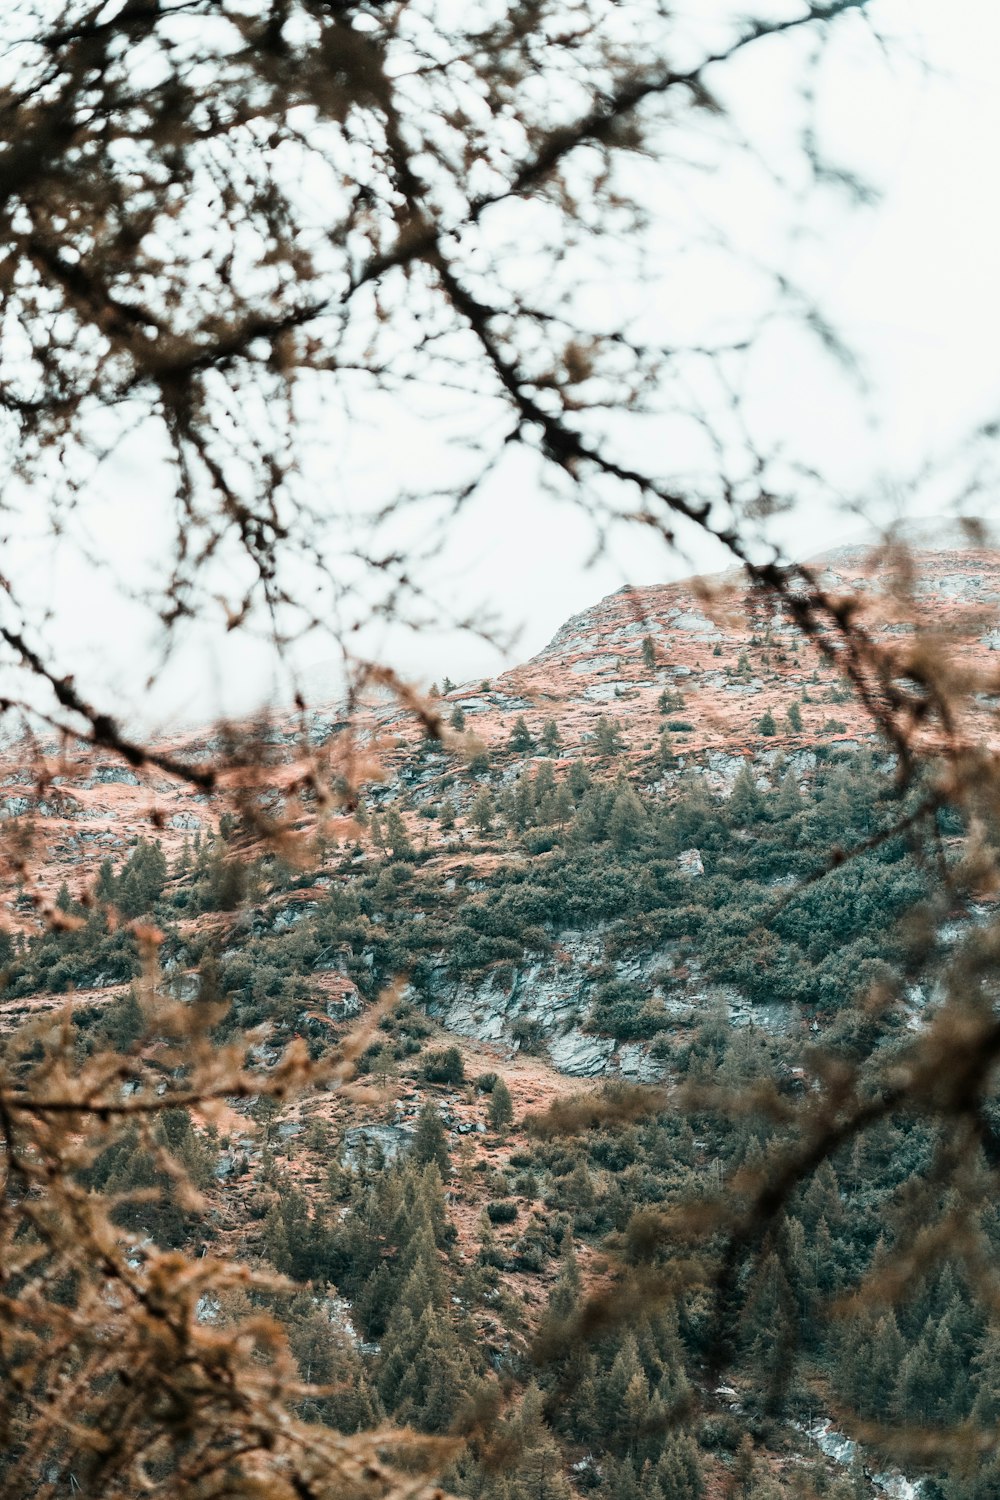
<box><xmin>87</xmin><ymin>765</ymin><xmax>141</xmax><ymax>786</ymax></box>
<box><xmin>676</xmin><ymin>848</ymin><xmax>704</xmax><ymax>877</ymax></box>
<box><xmin>340</xmin><ymin>1124</ymin><xmax>415</xmax><ymax>1171</ymax></box>
<box><xmin>422</xmin><ymin>927</ymin><xmax>790</xmax><ymax>1079</ymax></box>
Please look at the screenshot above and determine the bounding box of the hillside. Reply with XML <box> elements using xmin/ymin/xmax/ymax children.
<box><xmin>3</xmin><ymin>540</ymin><xmax>998</xmax><ymax>922</ymax></box>
<box><xmin>0</xmin><ymin>541</ymin><xmax>998</xmax><ymax>1500</ymax></box>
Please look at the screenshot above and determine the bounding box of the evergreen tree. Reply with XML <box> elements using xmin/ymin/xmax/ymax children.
<box><xmin>727</xmin><ymin>764</ymin><xmax>761</xmax><ymax>825</ymax></box>
<box><xmin>505</xmin><ymin>1383</ymin><xmax>572</xmax><ymax>1500</ymax></box>
<box><xmin>732</xmin><ymin>1434</ymin><xmax>755</xmax><ymax>1499</ymax></box>
<box><xmin>775</xmin><ymin>770</ymin><xmax>802</xmax><ymax>817</ymax></box>
<box><xmin>971</xmin><ymin>1325</ymin><xmax>1000</xmax><ymax>1427</ymax></box>
<box><xmin>509</xmin><ymin>716</ymin><xmax>535</xmax><ymax>753</ymax></box>
<box><xmin>756</xmin><ymin>710</ymin><xmax>777</xmax><ymax>737</ymax></box>
<box><xmin>413</xmin><ymin>1103</ymin><xmax>450</xmax><ymax>1177</ymax></box>
<box><xmin>592</xmin><ymin>716</ymin><xmax>625</xmax><ymax>758</ymax></box>
<box><xmin>488</xmin><ymin>1077</ymin><xmax>514</xmax><ymax>1134</ymax></box>
<box><xmin>641</xmin><ymin>635</ymin><xmax>657</xmax><ymax>670</ymax></box>
<box><xmin>450</xmin><ymin>705</ymin><xmax>466</xmax><ymax>731</ymax></box>
<box><xmin>541</xmin><ymin>718</ymin><xmax>562</xmax><ymax>755</ymax></box>
<box><xmin>568</xmin><ymin>761</ymin><xmax>592</xmax><ymax>801</ymax></box>
<box><xmin>391</xmin><ymin>1304</ymin><xmax>475</xmax><ymax>1432</ymax></box>
<box><xmin>608</xmin><ymin>783</ymin><xmax>645</xmax><ymax>851</ymax></box>
<box><xmin>471</xmin><ymin>789</ymin><xmax>495</xmax><ymax>835</ymax></box>
<box><xmin>384</xmin><ymin>809</ymin><xmax>413</xmax><ymax>859</ymax></box>
<box><xmin>787</xmin><ymin>700</ymin><xmax>803</xmax><ymax>731</ymax></box>
<box><xmin>655</xmin><ymin>1434</ymin><xmax>703</xmax><ymax>1500</ymax></box>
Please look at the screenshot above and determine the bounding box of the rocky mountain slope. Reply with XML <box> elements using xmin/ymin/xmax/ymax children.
<box><xmin>2</xmin><ymin>541</ymin><xmax>995</xmax><ymax>1500</ymax></box>
<box><xmin>3</xmin><ymin>539</ymin><xmax>997</xmax><ymax>923</ymax></box>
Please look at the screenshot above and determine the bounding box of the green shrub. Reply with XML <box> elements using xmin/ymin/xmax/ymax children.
<box><xmin>486</xmin><ymin>1200</ymin><xmax>518</xmax><ymax>1224</ymax></box>
<box><xmin>421</xmin><ymin>1046</ymin><xmax>465</xmax><ymax>1085</ymax></box>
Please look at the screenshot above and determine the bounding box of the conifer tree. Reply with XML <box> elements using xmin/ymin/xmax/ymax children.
<box><xmin>488</xmin><ymin>1077</ymin><xmax>515</xmax><ymax>1134</ymax></box>
<box><xmin>413</xmin><ymin>1102</ymin><xmax>451</xmax><ymax>1177</ymax></box>
<box><xmin>609</xmin><ymin>783</ymin><xmax>645</xmax><ymax>851</ymax></box>
<box><xmin>471</xmin><ymin>789</ymin><xmax>496</xmax><ymax>835</ymax></box>
<box><xmin>509</xmin><ymin>716</ymin><xmax>535</xmax><ymax>753</ymax></box>
<box><xmin>656</xmin><ymin>1434</ymin><xmax>704</xmax><ymax>1500</ymax></box>
<box><xmin>727</xmin><ymin>764</ymin><xmax>761</xmax><ymax>825</ymax></box>
<box><xmin>592</xmin><ymin>716</ymin><xmax>625</xmax><ymax>759</ymax></box>
<box><xmin>507</xmin><ymin>1383</ymin><xmax>572</xmax><ymax>1500</ymax></box>
<box><xmin>542</xmin><ymin>719</ymin><xmax>562</xmax><ymax>755</ymax></box>
<box><xmin>384</xmin><ymin>808</ymin><xmax>413</xmax><ymax>859</ymax></box>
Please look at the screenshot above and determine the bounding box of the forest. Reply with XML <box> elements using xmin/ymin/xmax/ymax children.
<box><xmin>4</xmin><ymin>739</ymin><xmax>996</xmax><ymax>1500</ymax></box>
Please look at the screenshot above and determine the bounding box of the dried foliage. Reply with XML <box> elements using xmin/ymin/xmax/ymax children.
<box><xmin>0</xmin><ymin>1</ymin><xmax>999</xmax><ymax>1496</ymax></box>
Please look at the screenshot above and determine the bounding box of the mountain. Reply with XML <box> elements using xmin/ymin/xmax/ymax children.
<box><xmin>2</xmin><ymin>540</ymin><xmax>998</xmax><ymax>1499</ymax></box>
<box><xmin>4</xmin><ymin>539</ymin><xmax>997</xmax><ymax>921</ymax></box>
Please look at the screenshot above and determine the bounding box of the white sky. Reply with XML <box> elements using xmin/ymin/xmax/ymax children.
<box><xmin>12</xmin><ymin>0</ymin><xmax>1000</xmax><ymax>732</ymax></box>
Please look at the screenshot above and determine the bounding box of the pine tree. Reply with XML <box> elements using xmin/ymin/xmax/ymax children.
<box><xmin>787</xmin><ymin>700</ymin><xmax>803</xmax><ymax>731</ymax></box>
<box><xmin>507</xmin><ymin>1383</ymin><xmax>572</xmax><ymax>1500</ymax></box>
<box><xmin>413</xmin><ymin>1103</ymin><xmax>450</xmax><ymax>1177</ymax></box>
<box><xmin>471</xmin><ymin>789</ymin><xmax>495</xmax><ymax>835</ymax></box>
<box><xmin>509</xmin><ymin>716</ymin><xmax>535</xmax><ymax>753</ymax></box>
<box><xmin>641</xmin><ymin>635</ymin><xmax>657</xmax><ymax>670</ymax></box>
<box><xmin>592</xmin><ymin>716</ymin><xmax>625</xmax><ymax>759</ymax></box>
<box><xmin>553</xmin><ymin>784</ymin><xmax>574</xmax><ymax>826</ymax></box>
<box><xmin>756</xmin><ymin>710</ymin><xmax>777</xmax><ymax>737</ymax></box>
<box><xmin>450</xmin><ymin>705</ymin><xmax>466</xmax><ymax>730</ymax></box>
<box><xmin>568</xmin><ymin>761</ymin><xmax>592</xmax><ymax>801</ymax></box>
<box><xmin>732</xmin><ymin>1434</ymin><xmax>755</xmax><ymax>1499</ymax></box>
<box><xmin>727</xmin><ymin>764</ymin><xmax>760</xmax><ymax>825</ymax></box>
<box><xmin>488</xmin><ymin>1078</ymin><xmax>514</xmax><ymax>1134</ymax></box>
<box><xmin>971</xmin><ymin>1325</ymin><xmax>1000</xmax><ymax>1428</ymax></box>
<box><xmin>384</xmin><ymin>809</ymin><xmax>413</xmax><ymax>859</ymax></box>
<box><xmin>541</xmin><ymin>718</ymin><xmax>562</xmax><ymax>755</ymax></box>
<box><xmin>609</xmin><ymin>783</ymin><xmax>645</xmax><ymax>851</ymax></box>
<box><xmin>656</xmin><ymin>1435</ymin><xmax>704</xmax><ymax>1500</ymax></box>
<box><xmin>388</xmin><ymin>1304</ymin><xmax>475</xmax><ymax>1432</ymax></box>
<box><xmin>775</xmin><ymin>770</ymin><xmax>802</xmax><ymax>817</ymax></box>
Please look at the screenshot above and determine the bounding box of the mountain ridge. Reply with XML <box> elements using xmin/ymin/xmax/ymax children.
<box><xmin>1</xmin><ymin>540</ymin><xmax>998</xmax><ymax>924</ymax></box>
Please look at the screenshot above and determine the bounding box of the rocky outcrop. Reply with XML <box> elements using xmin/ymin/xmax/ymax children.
<box><xmin>422</xmin><ymin>930</ymin><xmax>791</xmax><ymax>1079</ymax></box>
<box><xmin>341</xmin><ymin>1124</ymin><xmax>415</xmax><ymax>1171</ymax></box>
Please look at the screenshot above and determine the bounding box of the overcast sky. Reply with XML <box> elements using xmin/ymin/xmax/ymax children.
<box><xmin>13</xmin><ymin>0</ymin><xmax>1000</xmax><ymax>733</ymax></box>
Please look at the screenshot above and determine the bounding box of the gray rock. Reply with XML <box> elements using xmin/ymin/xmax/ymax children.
<box><xmin>326</xmin><ymin>989</ymin><xmax>361</xmax><ymax>1020</ymax></box>
<box><xmin>271</xmin><ymin>901</ymin><xmax>319</xmax><ymax>931</ymax></box>
<box><xmin>89</xmin><ymin>765</ymin><xmax>141</xmax><ymax>786</ymax></box>
<box><xmin>341</xmin><ymin>1124</ymin><xmax>415</xmax><ymax>1171</ymax></box>
<box><xmin>548</xmin><ymin>1029</ymin><xmax>615</xmax><ymax>1076</ymax></box>
<box><xmin>569</xmin><ymin>653</ymin><xmax>619</xmax><ymax>675</ymax></box>
<box><xmin>615</xmin><ymin>1043</ymin><xmax>666</xmax><ymax>1082</ymax></box>
<box><xmin>671</xmin><ymin>612</ymin><xmax>720</xmax><ymax>636</ymax></box>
